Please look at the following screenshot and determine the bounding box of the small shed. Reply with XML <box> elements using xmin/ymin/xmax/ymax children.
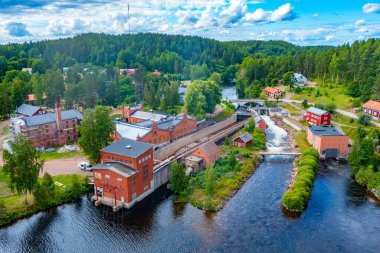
<box><xmin>233</xmin><ymin>132</ymin><xmax>253</xmax><ymax>148</ymax></box>
<box><xmin>254</xmin><ymin>116</ymin><xmax>267</xmax><ymax>132</ymax></box>
<box><xmin>191</xmin><ymin>141</ymin><xmax>220</xmax><ymax>167</ymax></box>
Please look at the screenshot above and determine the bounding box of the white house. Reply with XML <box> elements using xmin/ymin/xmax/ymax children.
<box><xmin>294</xmin><ymin>73</ymin><xmax>308</xmax><ymax>86</ymax></box>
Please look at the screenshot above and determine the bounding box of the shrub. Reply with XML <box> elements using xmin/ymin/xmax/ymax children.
<box><xmin>302</xmin><ymin>148</ymin><xmax>319</xmax><ymax>159</ymax></box>
<box><xmin>355</xmin><ymin>167</ymin><xmax>374</xmax><ymax>187</ymax></box>
<box><xmin>170</xmin><ymin>162</ymin><xmax>188</xmax><ymax>194</ymax></box>
<box><xmin>282</xmin><ymin>192</ymin><xmax>304</xmax><ymax>211</ymax></box>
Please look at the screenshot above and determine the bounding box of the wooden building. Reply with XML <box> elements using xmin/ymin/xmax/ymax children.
<box><xmin>233</xmin><ymin>132</ymin><xmax>253</xmax><ymax>147</ymax></box>
<box><xmin>303</xmin><ymin>107</ymin><xmax>331</xmax><ymax>125</ymax></box>
<box><xmin>264</xmin><ymin>86</ymin><xmax>283</xmax><ymax>99</ymax></box>
<box><xmin>362</xmin><ymin>100</ymin><xmax>380</xmax><ymax>120</ymax></box>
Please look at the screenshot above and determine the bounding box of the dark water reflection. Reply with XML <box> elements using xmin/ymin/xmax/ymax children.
<box><xmin>1</xmin><ymin>118</ymin><xmax>380</xmax><ymax>252</ymax></box>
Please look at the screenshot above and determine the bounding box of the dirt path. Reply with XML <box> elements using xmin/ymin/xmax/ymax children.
<box><xmin>41</xmin><ymin>155</ymin><xmax>91</xmax><ymax>177</ymax></box>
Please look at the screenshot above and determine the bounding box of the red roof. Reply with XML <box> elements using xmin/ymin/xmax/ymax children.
<box><xmin>152</xmin><ymin>71</ymin><xmax>161</xmax><ymax>76</ymax></box>
<box><xmin>264</xmin><ymin>86</ymin><xmax>282</xmax><ymax>94</ymax></box>
<box><xmin>363</xmin><ymin>100</ymin><xmax>380</xmax><ymax>111</ymax></box>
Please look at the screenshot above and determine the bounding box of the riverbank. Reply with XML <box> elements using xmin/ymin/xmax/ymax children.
<box><xmin>0</xmin><ymin>173</ymin><xmax>89</xmax><ymax>227</ymax></box>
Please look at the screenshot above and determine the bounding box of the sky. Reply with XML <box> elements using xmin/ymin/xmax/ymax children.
<box><xmin>0</xmin><ymin>0</ymin><xmax>379</xmax><ymax>46</ymax></box>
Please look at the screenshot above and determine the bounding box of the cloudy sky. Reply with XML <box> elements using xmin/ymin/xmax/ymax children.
<box><xmin>0</xmin><ymin>0</ymin><xmax>379</xmax><ymax>45</ymax></box>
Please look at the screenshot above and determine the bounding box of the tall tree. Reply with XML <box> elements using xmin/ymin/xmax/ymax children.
<box><xmin>2</xmin><ymin>135</ymin><xmax>44</xmax><ymax>204</ymax></box>
<box><xmin>77</xmin><ymin>106</ymin><xmax>115</xmax><ymax>164</ymax></box>
<box><xmin>43</xmin><ymin>69</ymin><xmax>64</xmax><ymax>106</ymax></box>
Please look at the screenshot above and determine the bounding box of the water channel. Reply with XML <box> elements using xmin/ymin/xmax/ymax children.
<box><xmin>1</xmin><ymin>88</ymin><xmax>380</xmax><ymax>253</ymax></box>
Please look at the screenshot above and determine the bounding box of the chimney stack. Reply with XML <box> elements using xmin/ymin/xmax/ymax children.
<box><xmin>55</xmin><ymin>102</ymin><xmax>62</xmax><ymax>131</ymax></box>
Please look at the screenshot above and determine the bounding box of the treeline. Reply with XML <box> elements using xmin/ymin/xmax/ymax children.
<box><xmin>237</xmin><ymin>39</ymin><xmax>380</xmax><ymax>102</ymax></box>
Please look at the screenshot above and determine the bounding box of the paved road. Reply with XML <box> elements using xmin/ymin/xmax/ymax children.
<box><xmin>336</xmin><ymin>109</ymin><xmax>380</xmax><ymax>127</ymax></box>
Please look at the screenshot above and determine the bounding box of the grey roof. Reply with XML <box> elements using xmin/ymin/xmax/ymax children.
<box><xmin>24</xmin><ymin>110</ymin><xmax>83</xmax><ymax>127</ymax></box>
<box><xmin>308</xmin><ymin>125</ymin><xmax>344</xmax><ymax>136</ymax></box>
<box><xmin>237</xmin><ymin>132</ymin><xmax>253</xmax><ymax>143</ymax></box>
<box><xmin>16</xmin><ymin>104</ymin><xmax>41</xmax><ymax>116</ymax></box>
<box><xmin>115</xmin><ymin>122</ymin><xmax>151</xmax><ymax>140</ymax></box>
<box><xmin>94</xmin><ymin>162</ymin><xmax>137</xmax><ymax>178</ymax></box>
<box><xmin>307</xmin><ymin>107</ymin><xmax>328</xmax><ymax>116</ymax></box>
<box><xmin>131</xmin><ymin>110</ymin><xmax>167</xmax><ymax>122</ymax></box>
<box><xmin>135</xmin><ymin>120</ymin><xmax>154</xmax><ymax>127</ymax></box>
<box><xmin>134</xmin><ymin>115</ymin><xmax>183</xmax><ymax>130</ymax></box>
<box><xmin>101</xmin><ymin>138</ymin><xmax>153</xmax><ymax>158</ymax></box>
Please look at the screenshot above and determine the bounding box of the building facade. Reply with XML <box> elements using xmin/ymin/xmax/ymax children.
<box><xmin>362</xmin><ymin>100</ymin><xmax>380</xmax><ymax>119</ymax></box>
<box><xmin>307</xmin><ymin>125</ymin><xmax>349</xmax><ymax>159</ymax></box>
<box><xmin>191</xmin><ymin>141</ymin><xmax>220</xmax><ymax>167</ymax></box>
<box><xmin>303</xmin><ymin>107</ymin><xmax>331</xmax><ymax>125</ymax></box>
<box><xmin>92</xmin><ymin>138</ymin><xmax>154</xmax><ymax>210</ymax></box>
<box><xmin>233</xmin><ymin>132</ymin><xmax>253</xmax><ymax>147</ymax></box>
<box><xmin>255</xmin><ymin>116</ymin><xmax>267</xmax><ymax>132</ymax></box>
<box><xmin>264</xmin><ymin>86</ymin><xmax>283</xmax><ymax>99</ymax></box>
<box><xmin>10</xmin><ymin>104</ymin><xmax>82</xmax><ymax>148</ymax></box>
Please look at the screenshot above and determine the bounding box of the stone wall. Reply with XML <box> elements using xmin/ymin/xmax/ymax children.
<box><xmin>155</xmin><ymin>114</ymin><xmax>237</xmax><ymax>161</ymax></box>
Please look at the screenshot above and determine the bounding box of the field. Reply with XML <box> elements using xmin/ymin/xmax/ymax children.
<box><xmin>294</xmin><ymin>131</ymin><xmax>311</xmax><ymax>152</ymax></box>
<box><xmin>290</xmin><ymin>86</ymin><xmax>353</xmax><ymax>110</ymax></box>
<box><xmin>40</xmin><ymin>150</ymin><xmax>84</xmax><ymax>160</ymax></box>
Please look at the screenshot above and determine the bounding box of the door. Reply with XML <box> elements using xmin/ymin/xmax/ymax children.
<box><xmin>325</xmin><ymin>149</ymin><xmax>339</xmax><ymax>158</ymax></box>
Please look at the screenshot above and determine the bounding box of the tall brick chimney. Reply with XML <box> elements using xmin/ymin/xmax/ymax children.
<box><xmin>55</xmin><ymin>102</ymin><xmax>62</xmax><ymax>131</ymax></box>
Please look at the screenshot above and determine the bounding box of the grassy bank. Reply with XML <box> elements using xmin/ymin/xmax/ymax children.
<box><xmin>40</xmin><ymin>150</ymin><xmax>84</xmax><ymax>160</ymax></box>
<box><xmin>281</xmin><ymin>148</ymin><xmax>320</xmax><ymax>213</ymax></box>
<box><xmin>177</xmin><ymin>127</ymin><xmax>266</xmax><ymax>211</ymax></box>
<box><xmin>294</xmin><ymin>131</ymin><xmax>311</xmax><ymax>152</ymax></box>
<box><xmin>0</xmin><ymin>172</ymin><xmax>88</xmax><ymax>227</ymax></box>
<box><xmin>213</xmin><ymin>105</ymin><xmax>234</xmax><ymax>123</ymax></box>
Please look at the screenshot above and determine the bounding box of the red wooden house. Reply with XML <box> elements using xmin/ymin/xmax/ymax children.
<box><xmin>233</xmin><ymin>132</ymin><xmax>253</xmax><ymax>148</ymax></box>
<box><xmin>264</xmin><ymin>86</ymin><xmax>283</xmax><ymax>99</ymax></box>
<box><xmin>362</xmin><ymin>100</ymin><xmax>380</xmax><ymax>120</ymax></box>
<box><xmin>92</xmin><ymin>138</ymin><xmax>154</xmax><ymax>211</ymax></box>
<box><xmin>254</xmin><ymin>116</ymin><xmax>267</xmax><ymax>132</ymax></box>
<box><xmin>303</xmin><ymin>107</ymin><xmax>331</xmax><ymax>125</ymax></box>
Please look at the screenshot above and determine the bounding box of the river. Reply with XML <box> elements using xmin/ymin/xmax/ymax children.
<box><xmin>1</xmin><ymin>93</ymin><xmax>380</xmax><ymax>253</ymax></box>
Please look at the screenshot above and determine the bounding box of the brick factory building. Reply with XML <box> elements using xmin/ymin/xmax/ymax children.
<box><xmin>307</xmin><ymin>125</ymin><xmax>349</xmax><ymax>159</ymax></box>
<box><xmin>92</xmin><ymin>138</ymin><xmax>154</xmax><ymax>210</ymax></box>
<box><xmin>10</xmin><ymin>104</ymin><xmax>82</xmax><ymax>148</ymax></box>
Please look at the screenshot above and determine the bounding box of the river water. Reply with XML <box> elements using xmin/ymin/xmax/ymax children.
<box><xmin>1</xmin><ymin>93</ymin><xmax>380</xmax><ymax>253</ymax></box>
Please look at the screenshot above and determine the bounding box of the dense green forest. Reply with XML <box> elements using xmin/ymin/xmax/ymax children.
<box><xmin>0</xmin><ymin>33</ymin><xmax>379</xmax><ymax>119</ymax></box>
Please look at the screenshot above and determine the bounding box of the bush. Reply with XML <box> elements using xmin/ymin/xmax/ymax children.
<box><xmin>324</xmin><ymin>103</ymin><xmax>337</xmax><ymax>114</ymax></box>
<box><xmin>355</xmin><ymin>167</ymin><xmax>374</xmax><ymax>187</ymax></box>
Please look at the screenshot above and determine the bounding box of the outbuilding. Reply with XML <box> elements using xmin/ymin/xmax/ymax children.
<box><xmin>233</xmin><ymin>132</ymin><xmax>253</xmax><ymax>148</ymax></box>
<box><xmin>303</xmin><ymin>107</ymin><xmax>331</xmax><ymax>125</ymax></box>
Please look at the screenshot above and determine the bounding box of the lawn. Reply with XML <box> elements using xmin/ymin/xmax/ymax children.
<box><xmin>290</xmin><ymin>86</ymin><xmax>353</xmax><ymax>110</ymax></box>
<box><xmin>40</xmin><ymin>150</ymin><xmax>84</xmax><ymax>160</ymax></box>
<box><xmin>294</xmin><ymin>131</ymin><xmax>310</xmax><ymax>152</ymax></box>
<box><xmin>1</xmin><ymin>125</ymin><xmax>9</xmax><ymax>136</ymax></box>
<box><xmin>281</xmin><ymin>104</ymin><xmax>301</xmax><ymax>116</ymax></box>
<box><xmin>110</xmin><ymin>114</ymin><xmax>122</xmax><ymax>119</ymax></box>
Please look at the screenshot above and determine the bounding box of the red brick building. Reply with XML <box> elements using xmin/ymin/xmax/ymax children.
<box><xmin>10</xmin><ymin>104</ymin><xmax>82</xmax><ymax>148</ymax></box>
<box><xmin>92</xmin><ymin>138</ymin><xmax>154</xmax><ymax>210</ymax></box>
<box><xmin>233</xmin><ymin>132</ymin><xmax>253</xmax><ymax>148</ymax></box>
<box><xmin>16</xmin><ymin>104</ymin><xmax>45</xmax><ymax>117</ymax></box>
<box><xmin>303</xmin><ymin>107</ymin><xmax>331</xmax><ymax>125</ymax></box>
<box><xmin>362</xmin><ymin>100</ymin><xmax>380</xmax><ymax>119</ymax></box>
<box><xmin>307</xmin><ymin>125</ymin><xmax>349</xmax><ymax>159</ymax></box>
<box><xmin>115</xmin><ymin>109</ymin><xmax>197</xmax><ymax>146</ymax></box>
<box><xmin>264</xmin><ymin>86</ymin><xmax>283</xmax><ymax>99</ymax></box>
<box><xmin>121</xmin><ymin>104</ymin><xmax>167</xmax><ymax>123</ymax></box>
<box><xmin>191</xmin><ymin>141</ymin><xmax>220</xmax><ymax>167</ymax></box>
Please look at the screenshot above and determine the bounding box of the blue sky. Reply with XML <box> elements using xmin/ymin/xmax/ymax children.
<box><xmin>0</xmin><ymin>0</ymin><xmax>379</xmax><ymax>45</ymax></box>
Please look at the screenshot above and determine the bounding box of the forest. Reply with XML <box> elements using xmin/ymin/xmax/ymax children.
<box><xmin>0</xmin><ymin>33</ymin><xmax>379</xmax><ymax>119</ymax></box>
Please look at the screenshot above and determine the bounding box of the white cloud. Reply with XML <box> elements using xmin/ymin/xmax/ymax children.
<box><xmin>243</xmin><ymin>3</ymin><xmax>298</xmax><ymax>24</ymax></box>
<box><xmin>355</xmin><ymin>19</ymin><xmax>366</xmax><ymax>26</ymax></box>
<box><xmin>363</xmin><ymin>3</ymin><xmax>380</xmax><ymax>14</ymax></box>
<box><xmin>312</xmin><ymin>13</ymin><xmax>319</xmax><ymax>18</ymax></box>
<box><xmin>48</xmin><ymin>19</ymin><xmax>88</xmax><ymax>36</ymax></box>
<box><xmin>220</xmin><ymin>0</ymin><xmax>247</xmax><ymax>24</ymax></box>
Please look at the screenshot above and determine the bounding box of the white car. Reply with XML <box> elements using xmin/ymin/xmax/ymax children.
<box><xmin>78</xmin><ymin>162</ymin><xmax>93</xmax><ymax>171</ymax></box>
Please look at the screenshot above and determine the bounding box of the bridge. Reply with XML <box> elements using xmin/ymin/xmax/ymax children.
<box><xmin>259</xmin><ymin>151</ymin><xmax>301</xmax><ymax>156</ymax></box>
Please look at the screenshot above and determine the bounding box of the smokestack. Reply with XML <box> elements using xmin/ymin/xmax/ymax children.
<box><xmin>55</xmin><ymin>102</ymin><xmax>62</xmax><ymax>131</ymax></box>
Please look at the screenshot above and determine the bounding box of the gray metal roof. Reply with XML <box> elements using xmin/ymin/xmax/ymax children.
<box><xmin>308</xmin><ymin>125</ymin><xmax>344</xmax><ymax>136</ymax></box>
<box><xmin>94</xmin><ymin>162</ymin><xmax>137</xmax><ymax>178</ymax></box>
<box><xmin>16</xmin><ymin>104</ymin><xmax>41</xmax><ymax>116</ymax></box>
<box><xmin>131</xmin><ymin>110</ymin><xmax>167</xmax><ymax>122</ymax></box>
<box><xmin>238</xmin><ymin>132</ymin><xmax>253</xmax><ymax>143</ymax></box>
<box><xmin>115</xmin><ymin>122</ymin><xmax>151</xmax><ymax>140</ymax></box>
<box><xmin>307</xmin><ymin>107</ymin><xmax>328</xmax><ymax>116</ymax></box>
<box><xmin>23</xmin><ymin>110</ymin><xmax>83</xmax><ymax>127</ymax></box>
<box><xmin>101</xmin><ymin>138</ymin><xmax>153</xmax><ymax>158</ymax></box>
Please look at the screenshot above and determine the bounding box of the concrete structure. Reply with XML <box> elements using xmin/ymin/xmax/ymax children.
<box><xmin>233</xmin><ymin>132</ymin><xmax>253</xmax><ymax>147</ymax></box>
<box><xmin>264</xmin><ymin>86</ymin><xmax>283</xmax><ymax>99</ymax></box>
<box><xmin>307</xmin><ymin>125</ymin><xmax>349</xmax><ymax>159</ymax></box>
<box><xmin>16</xmin><ymin>104</ymin><xmax>45</xmax><ymax>117</ymax></box>
<box><xmin>184</xmin><ymin>155</ymin><xmax>204</xmax><ymax>174</ymax></box>
<box><xmin>10</xmin><ymin>104</ymin><xmax>82</xmax><ymax>148</ymax></box>
<box><xmin>294</xmin><ymin>73</ymin><xmax>308</xmax><ymax>86</ymax></box>
<box><xmin>92</xmin><ymin>138</ymin><xmax>154</xmax><ymax>211</ymax></box>
<box><xmin>191</xmin><ymin>141</ymin><xmax>220</xmax><ymax>167</ymax></box>
<box><xmin>254</xmin><ymin>116</ymin><xmax>267</xmax><ymax>132</ymax></box>
<box><xmin>362</xmin><ymin>100</ymin><xmax>380</xmax><ymax>120</ymax></box>
<box><xmin>303</xmin><ymin>107</ymin><xmax>331</xmax><ymax>125</ymax></box>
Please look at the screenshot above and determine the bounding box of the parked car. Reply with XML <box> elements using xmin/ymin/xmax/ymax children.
<box><xmin>78</xmin><ymin>162</ymin><xmax>93</xmax><ymax>171</ymax></box>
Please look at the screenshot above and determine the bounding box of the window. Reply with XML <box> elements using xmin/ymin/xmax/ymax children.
<box><xmin>132</xmin><ymin>176</ymin><xmax>136</xmax><ymax>188</ymax></box>
<box><xmin>95</xmin><ymin>172</ymin><xmax>102</xmax><ymax>179</ymax></box>
<box><xmin>143</xmin><ymin>164</ymin><xmax>149</xmax><ymax>181</ymax></box>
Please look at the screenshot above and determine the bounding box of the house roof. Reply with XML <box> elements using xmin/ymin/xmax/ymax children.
<box><xmin>264</xmin><ymin>86</ymin><xmax>282</xmax><ymax>94</ymax></box>
<box><xmin>94</xmin><ymin>162</ymin><xmax>137</xmax><ymax>178</ymax></box>
<box><xmin>131</xmin><ymin>110</ymin><xmax>168</xmax><ymax>122</ymax></box>
<box><xmin>115</xmin><ymin>122</ymin><xmax>151</xmax><ymax>140</ymax></box>
<box><xmin>195</xmin><ymin>141</ymin><xmax>220</xmax><ymax>159</ymax></box>
<box><xmin>363</xmin><ymin>100</ymin><xmax>380</xmax><ymax>111</ymax></box>
<box><xmin>236</xmin><ymin>132</ymin><xmax>253</xmax><ymax>143</ymax></box>
<box><xmin>101</xmin><ymin>138</ymin><xmax>153</xmax><ymax>158</ymax></box>
<box><xmin>16</xmin><ymin>104</ymin><xmax>41</xmax><ymax>116</ymax></box>
<box><xmin>308</xmin><ymin>125</ymin><xmax>344</xmax><ymax>136</ymax></box>
<box><xmin>23</xmin><ymin>110</ymin><xmax>83</xmax><ymax>127</ymax></box>
<box><xmin>307</xmin><ymin>107</ymin><xmax>329</xmax><ymax>116</ymax></box>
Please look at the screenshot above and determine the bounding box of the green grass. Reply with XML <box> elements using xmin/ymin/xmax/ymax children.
<box><xmin>110</xmin><ymin>114</ymin><xmax>122</xmax><ymax>119</ymax></box>
<box><xmin>281</xmin><ymin>104</ymin><xmax>301</xmax><ymax>116</ymax></box>
<box><xmin>213</xmin><ymin>106</ymin><xmax>234</xmax><ymax>123</ymax></box>
<box><xmin>40</xmin><ymin>150</ymin><xmax>83</xmax><ymax>160</ymax></box>
<box><xmin>1</xmin><ymin>125</ymin><xmax>9</xmax><ymax>136</ymax></box>
<box><xmin>290</xmin><ymin>86</ymin><xmax>353</xmax><ymax>110</ymax></box>
<box><xmin>294</xmin><ymin>131</ymin><xmax>310</xmax><ymax>152</ymax></box>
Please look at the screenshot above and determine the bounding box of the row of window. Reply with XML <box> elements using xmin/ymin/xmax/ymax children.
<box><xmin>138</xmin><ymin>154</ymin><xmax>151</xmax><ymax>164</ymax></box>
<box><xmin>108</xmin><ymin>156</ymin><xmax>133</xmax><ymax>165</ymax></box>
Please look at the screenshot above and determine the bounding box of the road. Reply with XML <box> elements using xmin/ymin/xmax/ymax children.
<box><xmin>336</xmin><ymin>109</ymin><xmax>380</xmax><ymax>127</ymax></box>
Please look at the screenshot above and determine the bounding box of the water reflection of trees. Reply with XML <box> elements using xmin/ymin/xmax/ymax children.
<box><xmin>345</xmin><ymin>178</ymin><xmax>367</xmax><ymax>207</ymax></box>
